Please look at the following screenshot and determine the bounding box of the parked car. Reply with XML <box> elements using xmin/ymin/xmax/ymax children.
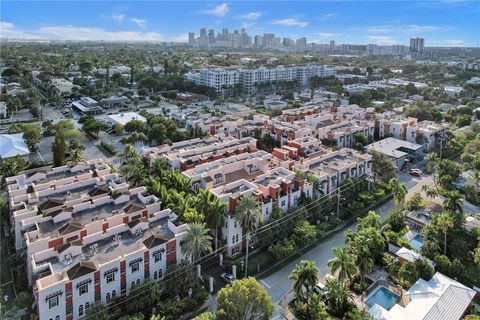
<box><xmin>313</xmin><ymin>281</ymin><xmax>326</xmax><ymax>295</ymax></box>
<box><xmin>220</xmin><ymin>273</ymin><xmax>235</xmax><ymax>284</ymax></box>
<box><xmin>409</xmin><ymin>168</ymin><xmax>422</xmax><ymax>177</ymax></box>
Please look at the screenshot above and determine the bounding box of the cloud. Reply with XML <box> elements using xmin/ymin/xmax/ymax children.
<box><xmin>130</xmin><ymin>18</ymin><xmax>147</xmax><ymax>29</ymax></box>
<box><xmin>169</xmin><ymin>33</ymin><xmax>188</xmax><ymax>43</ymax></box>
<box><xmin>320</xmin><ymin>13</ymin><xmax>337</xmax><ymax>21</ymax></box>
<box><xmin>201</xmin><ymin>3</ymin><xmax>229</xmax><ymax>17</ymax></box>
<box><xmin>365</xmin><ymin>35</ymin><xmax>397</xmax><ymax>45</ymax></box>
<box><xmin>0</xmin><ymin>21</ymin><xmax>40</xmax><ymax>39</ymax></box>
<box><xmin>316</xmin><ymin>32</ymin><xmax>342</xmax><ymax>37</ymax></box>
<box><xmin>366</xmin><ymin>24</ymin><xmax>440</xmax><ymax>34</ymax></box>
<box><xmin>272</xmin><ymin>18</ymin><xmax>309</xmax><ymax>28</ymax></box>
<box><xmin>241</xmin><ymin>22</ymin><xmax>256</xmax><ymax>30</ymax></box>
<box><xmin>444</xmin><ymin>39</ymin><xmax>464</xmax><ymax>46</ymax></box>
<box><xmin>112</xmin><ymin>14</ymin><xmax>125</xmax><ymax>23</ymax></box>
<box><xmin>239</xmin><ymin>12</ymin><xmax>262</xmax><ymax>20</ymax></box>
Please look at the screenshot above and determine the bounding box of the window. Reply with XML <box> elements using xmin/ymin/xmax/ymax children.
<box><xmin>85</xmin><ymin>302</ymin><xmax>90</xmax><ymax>310</ymax></box>
<box><xmin>131</xmin><ymin>262</ymin><xmax>140</xmax><ymax>273</ymax></box>
<box><xmin>79</xmin><ymin>305</ymin><xmax>84</xmax><ymax>316</ymax></box>
<box><xmin>112</xmin><ymin>290</ymin><xmax>116</xmax><ymax>299</ymax></box>
<box><xmin>159</xmin><ymin>269</ymin><xmax>163</xmax><ymax>278</ymax></box>
<box><xmin>281</xmin><ymin>200</ymin><xmax>286</xmax><ymax>206</ymax></box>
<box><xmin>136</xmin><ymin>279</ymin><xmax>140</xmax><ymax>286</ymax></box>
<box><xmin>78</xmin><ymin>283</ymin><xmax>88</xmax><ymax>296</ymax></box>
<box><xmin>106</xmin><ymin>273</ymin><xmax>115</xmax><ymax>284</ymax></box>
<box><xmin>131</xmin><ymin>282</ymin><xmax>135</xmax><ymax>289</ymax></box>
<box><xmin>235</xmin><ymin>234</ymin><xmax>239</xmax><ymax>242</ymax></box>
<box><xmin>106</xmin><ymin>293</ymin><xmax>111</xmax><ymax>302</ymax></box>
<box><xmin>55</xmin><ymin>316</ymin><xmax>60</xmax><ymax>320</ymax></box>
<box><xmin>234</xmin><ymin>221</ymin><xmax>237</xmax><ymax>228</ymax></box>
<box><xmin>121</xmin><ymin>266</ymin><xmax>125</xmax><ymax>273</ymax></box>
<box><xmin>154</xmin><ymin>253</ymin><xmax>161</xmax><ymax>263</ymax></box>
<box><xmin>48</xmin><ymin>296</ymin><xmax>59</xmax><ymax>309</ymax></box>
<box><xmin>232</xmin><ymin>235</ymin><xmax>235</xmax><ymax>243</ymax></box>
<box><xmin>154</xmin><ymin>271</ymin><xmax>158</xmax><ymax>279</ymax></box>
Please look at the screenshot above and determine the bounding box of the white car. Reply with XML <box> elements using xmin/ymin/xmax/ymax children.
<box><xmin>220</xmin><ymin>273</ymin><xmax>235</xmax><ymax>284</ymax></box>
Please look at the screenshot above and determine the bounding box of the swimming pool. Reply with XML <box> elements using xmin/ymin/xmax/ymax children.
<box><xmin>366</xmin><ymin>286</ymin><xmax>399</xmax><ymax>311</ymax></box>
<box><xmin>409</xmin><ymin>234</ymin><xmax>424</xmax><ymax>250</ymax></box>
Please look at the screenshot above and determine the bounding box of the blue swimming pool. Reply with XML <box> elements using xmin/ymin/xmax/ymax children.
<box><xmin>410</xmin><ymin>234</ymin><xmax>424</xmax><ymax>250</ymax></box>
<box><xmin>366</xmin><ymin>286</ymin><xmax>399</xmax><ymax>310</ymax></box>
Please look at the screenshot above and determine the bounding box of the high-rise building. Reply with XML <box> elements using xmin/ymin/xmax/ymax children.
<box><xmin>254</xmin><ymin>35</ymin><xmax>263</xmax><ymax>48</ymax></box>
<box><xmin>222</xmin><ymin>28</ymin><xmax>229</xmax><ymax>41</ymax></box>
<box><xmin>263</xmin><ymin>33</ymin><xmax>275</xmax><ymax>47</ymax></box>
<box><xmin>410</xmin><ymin>37</ymin><xmax>425</xmax><ymax>53</ymax></box>
<box><xmin>329</xmin><ymin>40</ymin><xmax>335</xmax><ymax>53</ymax></box>
<box><xmin>296</xmin><ymin>37</ymin><xmax>307</xmax><ymax>49</ymax></box>
<box><xmin>188</xmin><ymin>32</ymin><xmax>195</xmax><ymax>46</ymax></box>
<box><xmin>208</xmin><ymin>29</ymin><xmax>215</xmax><ymax>45</ymax></box>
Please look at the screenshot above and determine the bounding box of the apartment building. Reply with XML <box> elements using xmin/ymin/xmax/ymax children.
<box><xmin>7</xmin><ymin>160</ymin><xmax>189</xmax><ymax>320</ymax></box>
<box><xmin>211</xmin><ymin>166</ymin><xmax>313</xmax><ymax>255</ymax></box>
<box><xmin>294</xmin><ymin>148</ymin><xmax>372</xmax><ymax>197</ymax></box>
<box><xmin>317</xmin><ymin>120</ymin><xmax>375</xmax><ymax>148</ymax></box>
<box><xmin>144</xmin><ymin>134</ymin><xmax>258</xmax><ymax>170</ymax></box>
<box><xmin>405</xmin><ymin>121</ymin><xmax>448</xmax><ymax>151</ymax></box>
<box><xmin>185</xmin><ymin>64</ymin><xmax>336</xmax><ymax>96</ymax></box>
<box><xmin>265</xmin><ymin>119</ymin><xmax>314</xmax><ymax>146</ymax></box>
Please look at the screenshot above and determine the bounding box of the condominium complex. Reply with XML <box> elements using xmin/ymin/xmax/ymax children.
<box><xmin>185</xmin><ymin>64</ymin><xmax>336</xmax><ymax>96</ymax></box>
<box><xmin>7</xmin><ymin>159</ymin><xmax>189</xmax><ymax>320</ymax></box>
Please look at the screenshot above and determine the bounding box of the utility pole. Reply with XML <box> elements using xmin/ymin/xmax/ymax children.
<box><xmin>336</xmin><ymin>186</ymin><xmax>340</xmax><ymax>216</ymax></box>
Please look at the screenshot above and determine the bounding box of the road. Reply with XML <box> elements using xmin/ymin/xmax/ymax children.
<box><xmin>257</xmin><ymin>171</ymin><xmax>425</xmax><ymax>305</ymax></box>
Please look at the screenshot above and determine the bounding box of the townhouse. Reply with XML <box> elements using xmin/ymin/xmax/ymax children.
<box><xmin>405</xmin><ymin>121</ymin><xmax>448</xmax><ymax>151</ymax></box>
<box><xmin>143</xmin><ymin>134</ymin><xmax>258</xmax><ymax>170</ymax></box>
<box><xmin>317</xmin><ymin>120</ymin><xmax>375</xmax><ymax>148</ymax></box>
<box><xmin>7</xmin><ymin>160</ymin><xmax>189</xmax><ymax>320</ymax></box>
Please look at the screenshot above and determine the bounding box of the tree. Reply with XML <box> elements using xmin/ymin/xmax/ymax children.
<box><xmin>21</xmin><ymin>123</ymin><xmax>41</xmax><ymax>150</ymax></box>
<box><xmin>125</xmin><ymin>119</ymin><xmax>145</xmax><ymax>133</ymax></box>
<box><xmin>127</xmin><ymin>279</ymin><xmax>161</xmax><ymax>312</ymax></box>
<box><xmin>328</xmin><ymin>247</ymin><xmax>357</xmax><ymax>283</ymax></box>
<box><xmin>181</xmin><ymin>222</ymin><xmax>212</xmax><ymax>263</ymax></box>
<box><xmin>85</xmin><ymin>302</ymin><xmax>108</xmax><ymax>320</ymax></box>
<box><xmin>203</xmin><ymin>195</ymin><xmax>226</xmax><ymax>252</ymax></box>
<box><xmin>384</xmin><ymin>209</ymin><xmax>407</xmax><ymax>233</ymax></box>
<box><xmin>437</xmin><ymin>213</ymin><xmax>454</xmax><ymax>255</ymax></box>
<box><xmin>0</xmin><ymin>156</ymin><xmax>27</xmax><ymax>180</ymax></box>
<box><xmin>355</xmin><ymin>247</ymin><xmax>374</xmax><ymax>283</ymax></box>
<box><xmin>398</xmin><ymin>261</ymin><xmax>419</xmax><ymax>286</ymax></box>
<box><xmin>52</xmin><ymin>134</ymin><xmax>66</xmax><ymax>166</ymax></box>
<box><xmin>414</xmin><ymin>258</ymin><xmax>434</xmax><ymax>280</ymax></box>
<box><xmin>289</xmin><ymin>260</ymin><xmax>319</xmax><ymax>302</ymax></box>
<box><xmin>369</xmin><ymin>150</ymin><xmax>395</xmax><ymax>182</ymax></box>
<box><xmin>389</xmin><ymin>177</ymin><xmax>407</xmax><ymax>208</ymax></box>
<box><xmin>193</xmin><ymin>312</ymin><xmax>216</xmax><ymax>320</ymax></box>
<box><xmin>442</xmin><ymin>190</ymin><xmax>464</xmax><ymax>214</ymax></box>
<box><xmin>235</xmin><ymin>195</ymin><xmax>262</xmax><ymax>277</ymax></box>
<box><xmin>82</xmin><ymin>117</ymin><xmax>109</xmax><ymax>138</ymax></box>
<box><xmin>293</xmin><ymin>220</ymin><xmax>318</xmax><ymax>247</ymax></box>
<box><xmin>324</xmin><ymin>278</ymin><xmax>353</xmax><ymax>318</ymax></box>
<box><xmin>216</xmin><ymin>277</ymin><xmax>274</xmax><ymax>320</ymax></box>
<box><xmin>357</xmin><ymin>211</ymin><xmax>381</xmax><ymax>231</ymax></box>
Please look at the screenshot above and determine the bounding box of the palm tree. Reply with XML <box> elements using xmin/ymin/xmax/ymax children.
<box><xmin>150</xmin><ymin>157</ymin><xmax>169</xmax><ymax>183</ymax></box>
<box><xmin>442</xmin><ymin>190</ymin><xmax>464</xmax><ymax>214</ymax></box>
<box><xmin>356</xmin><ymin>210</ymin><xmax>381</xmax><ymax>231</ymax></box>
<box><xmin>235</xmin><ymin>195</ymin><xmax>262</xmax><ymax>277</ymax></box>
<box><xmin>327</xmin><ymin>247</ymin><xmax>357</xmax><ymax>283</ymax></box>
<box><xmin>436</xmin><ymin>213</ymin><xmax>454</xmax><ymax>255</ymax></box>
<box><xmin>425</xmin><ymin>152</ymin><xmax>439</xmax><ymax>175</ymax></box>
<box><xmin>181</xmin><ymin>222</ymin><xmax>213</xmax><ymax>263</ymax></box>
<box><xmin>324</xmin><ymin>278</ymin><xmax>353</xmax><ymax>318</ymax></box>
<box><xmin>205</xmin><ymin>197</ymin><xmax>226</xmax><ymax>252</ymax></box>
<box><xmin>289</xmin><ymin>260</ymin><xmax>319</xmax><ymax>302</ymax></box>
<box><xmin>389</xmin><ymin>177</ymin><xmax>407</xmax><ymax>208</ymax></box>
<box><xmin>123</xmin><ymin>144</ymin><xmax>141</xmax><ymax>164</ymax></box>
<box><xmin>354</xmin><ymin>248</ymin><xmax>374</xmax><ymax>283</ymax></box>
<box><xmin>422</xmin><ymin>185</ymin><xmax>438</xmax><ymax>200</ymax></box>
<box><xmin>71</xmin><ymin>148</ymin><xmax>83</xmax><ymax>163</ymax></box>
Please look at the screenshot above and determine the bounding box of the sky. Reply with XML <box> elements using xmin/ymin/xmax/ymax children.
<box><xmin>1</xmin><ymin>0</ymin><xmax>479</xmax><ymax>47</ymax></box>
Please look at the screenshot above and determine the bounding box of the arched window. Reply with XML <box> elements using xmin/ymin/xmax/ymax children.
<box><xmin>154</xmin><ymin>271</ymin><xmax>158</xmax><ymax>279</ymax></box>
<box><xmin>79</xmin><ymin>304</ymin><xmax>84</xmax><ymax>316</ymax></box>
<box><xmin>55</xmin><ymin>316</ymin><xmax>60</xmax><ymax>320</ymax></box>
<box><xmin>131</xmin><ymin>281</ymin><xmax>135</xmax><ymax>288</ymax></box>
<box><xmin>106</xmin><ymin>293</ymin><xmax>111</xmax><ymax>302</ymax></box>
<box><xmin>159</xmin><ymin>269</ymin><xmax>163</xmax><ymax>278</ymax></box>
<box><xmin>85</xmin><ymin>302</ymin><xmax>90</xmax><ymax>310</ymax></box>
<box><xmin>136</xmin><ymin>279</ymin><xmax>140</xmax><ymax>285</ymax></box>
<box><xmin>112</xmin><ymin>290</ymin><xmax>116</xmax><ymax>299</ymax></box>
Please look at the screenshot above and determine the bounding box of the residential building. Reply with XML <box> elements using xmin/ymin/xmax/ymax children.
<box><xmin>369</xmin><ymin>272</ymin><xmax>476</xmax><ymax>320</ymax></box>
<box><xmin>410</xmin><ymin>37</ymin><xmax>425</xmax><ymax>54</ymax></box>
<box><xmin>366</xmin><ymin>137</ymin><xmax>425</xmax><ymax>170</ymax></box>
<box><xmin>6</xmin><ymin>160</ymin><xmax>190</xmax><ymax>320</ymax></box>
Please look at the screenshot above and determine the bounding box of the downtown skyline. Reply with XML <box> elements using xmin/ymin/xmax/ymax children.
<box><xmin>1</xmin><ymin>1</ymin><xmax>480</xmax><ymax>47</ymax></box>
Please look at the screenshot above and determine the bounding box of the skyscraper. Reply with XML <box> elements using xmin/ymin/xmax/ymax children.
<box><xmin>208</xmin><ymin>29</ymin><xmax>215</xmax><ymax>45</ymax></box>
<box><xmin>329</xmin><ymin>40</ymin><xmax>335</xmax><ymax>53</ymax></box>
<box><xmin>188</xmin><ymin>32</ymin><xmax>195</xmax><ymax>46</ymax></box>
<box><xmin>410</xmin><ymin>37</ymin><xmax>425</xmax><ymax>53</ymax></box>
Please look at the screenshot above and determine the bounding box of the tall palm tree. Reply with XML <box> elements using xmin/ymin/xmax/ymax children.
<box><xmin>235</xmin><ymin>195</ymin><xmax>262</xmax><ymax>277</ymax></box>
<box><xmin>354</xmin><ymin>247</ymin><xmax>374</xmax><ymax>283</ymax></box>
<box><xmin>442</xmin><ymin>190</ymin><xmax>464</xmax><ymax>214</ymax></box>
<box><xmin>289</xmin><ymin>260</ymin><xmax>319</xmax><ymax>302</ymax></box>
<box><xmin>389</xmin><ymin>177</ymin><xmax>407</xmax><ymax>208</ymax></box>
<box><xmin>324</xmin><ymin>278</ymin><xmax>353</xmax><ymax>318</ymax></box>
<box><xmin>422</xmin><ymin>185</ymin><xmax>438</xmax><ymax>200</ymax></box>
<box><xmin>436</xmin><ymin>213</ymin><xmax>454</xmax><ymax>256</ymax></box>
<box><xmin>123</xmin><ymin>144</ymin><xmax>141</xmax><ymax>164</ymax></box>
<box><xmin>205</xmin><ymin>197</ymin><xmax>226</xmax><ymax>252</ymax></box>
<box><xmin>357</xmin><ymin>210</ymin><xmax>381</xmax><ymax>231</ymax></box>
<box><xmin>150</xmin><ymin>157</ymin><xmax>169</xmax><ymax>183</ymax></box>
<box><xmin>327</xmin><ymin>247</ymin><xmax>357</xmax><ymax>283</ymax></box>
<box><xmin>181</xmin><ymin>222</ymin><xmax>213</xmax><ymax>263</ymax></box>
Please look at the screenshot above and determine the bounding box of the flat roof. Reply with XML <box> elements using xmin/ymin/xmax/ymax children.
<box><xmin>366</xmin><ymin>137</ymin><xmax>423</xmax><ymax>159</ymax></box>
<box><xmin>0</xmin><ymin>133</ymin><xmax>30</xmax><ymax>159</ymax></box>
<box><xmin>106</xmin><ymin>112</ymin><xmax>147</xmax><ymax>126</ymax></box>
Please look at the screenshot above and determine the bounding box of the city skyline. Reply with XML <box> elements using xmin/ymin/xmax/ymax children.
<box><xmin>1</xmin><ymin>1</ymin><xmax>480</xmax><ymax>47</ymax></box>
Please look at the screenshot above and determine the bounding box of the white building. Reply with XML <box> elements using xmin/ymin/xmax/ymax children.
<box><xmin>106</xmin><ymin>112</ymin><xmax>147</xmax><ymax>126</ymax></box>
<box><xmin>0</xmin><ymin>133</ymin><xmax>30</xmax><ymax>160</ymax></box>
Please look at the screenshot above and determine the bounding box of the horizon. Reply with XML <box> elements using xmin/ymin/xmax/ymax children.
<box><xmin>1</xmin><ymin>1</ymin><xmax>480</xmax><ymax>47</ymax></box>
